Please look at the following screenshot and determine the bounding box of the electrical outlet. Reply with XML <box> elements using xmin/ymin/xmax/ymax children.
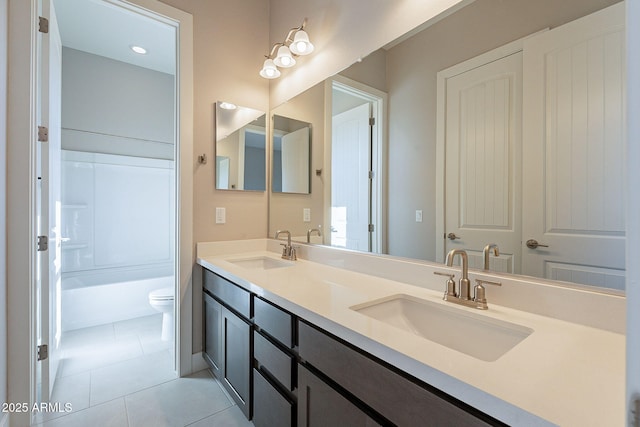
<box><xmin>303</xmin><ymin>208</ymin><xmax>311</xmax><ymax>222</ymax></box>
<box><xmin>415</xmin><ymin>210</ymin><xmax>423</xmax><ymax>222</ymax></box>
<box><xmin>216</xmin><ymin>207</ymin><xmax>226</xmax><ymax>224</ymax></box>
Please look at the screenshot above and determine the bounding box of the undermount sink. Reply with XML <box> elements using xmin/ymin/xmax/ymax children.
<box><xmin>227</xmin><ymin>256</ymin><xmax>293</xmax><ymax>270</ymax></box>
<box><xmin>351</xmin><ymin>294</ymin><xmax>532</xmax><ymax>362</ymax></box>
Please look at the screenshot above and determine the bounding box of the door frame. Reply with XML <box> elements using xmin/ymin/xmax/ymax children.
<box><xmin>435</xmin><ymin>31</ymin><xmax>545</xmax><ymax>263</ymax></box>
<box><xmin>324</xmin><ymin>74</ymin><xmax>387</xmax><ymax>253</ymax></box>
<box><xmin>6</xmin><ymin>0</ymin><xmax>193</xmax><ymax>424</ymax></box>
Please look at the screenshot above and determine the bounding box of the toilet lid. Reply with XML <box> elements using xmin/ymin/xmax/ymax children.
<box><xmin>150</xmin><ymin>287</ymin><xmax>174</xmax><ymax>301</ymax></box>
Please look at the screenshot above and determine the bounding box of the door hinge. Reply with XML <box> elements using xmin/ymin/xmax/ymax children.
<box><xmin>39</xmin><ymin>16</ymin><xmax>49</xmax><ymax>34</ymax></box>
<box><xmin>37</xmin><ymin>235</ymin><xmax>48</xmax><ymax>252</ymax></box>
<box><xmin>632</xmin><ymin>396</ymin><xmax>640</xmax><ymax>427</ymax></box>
<box><xmin>37</xmin><ymin>344</ymin><xmax>48</xmax><ymax>361</ymax></box>
<box><xmin>369</xmin><ymin>117</ymin><xmax>375</xmax><ymax>126</ymax></box>
<box><xmin>38</xmin><ymin>126</ymin><xmax>49</xmax><ymax>142</ymax></box>
<box><xmin>368</xmin><ymin>224</ymin><xmax>375</xmax><ymax>232</ymax></box>
<box><xmin>368</xmin><ymin>170</ymin><xmax>374</xmax><ymax>179</ymax></box>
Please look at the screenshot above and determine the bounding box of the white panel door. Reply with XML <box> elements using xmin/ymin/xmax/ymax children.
<box><xmin>331</xmin><ymin>103</ymin><xmax>370</xmax><ymax>251</ymax></box>
<box><xmin>522</xmin><ymin>3</ymin><xmax>625</xmax><ymax>290</ymax></box>
<box><xmin>444</xmin><ymin>52</ymin><xmax>522</xmax><ymax>272</ymax></box>
<box><xmin>37</xmin><ymin>0</ymin><xmax>62</xmax><ymax>401</ymax></box>
<box><xmin>281</xmin><ymin>127</ymin><xmax>310</xmax><ymax>193</ymax></box>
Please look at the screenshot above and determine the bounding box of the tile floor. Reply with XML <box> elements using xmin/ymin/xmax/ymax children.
<box><xmin>35</xmin><ymin>314</ymin><xmax>253</xmax><ymax>427</ymax></box>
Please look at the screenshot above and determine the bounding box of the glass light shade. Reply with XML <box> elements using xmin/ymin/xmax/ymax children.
<box><xmin>289</xmin><ymin>30</ymin><xmax>314</xmax><ymax>55</ymax></box>
<box><xmin>274</xmin><ymin>45</ymin><xmax>296</xmax><ymax>68</ymax></box>
<box><xmin>260</xmin><ymin>59</ymin><xmax>281</xmax><ymax>79</ymax></box>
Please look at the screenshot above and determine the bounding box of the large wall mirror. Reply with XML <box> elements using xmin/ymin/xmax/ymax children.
<box><xmin>268</xmin><ymin>0</ymin><xmax>626</xmax><ymax>293</ymax></box>
<box><xmin>272</xmin><ymin>115</ymin><xmax>311</xmax><ymax>194</ymax></box>
<box><xmin>215</xmin><ymin>102</ymin><xmax>266</xmax><ymax>191</ymax></box>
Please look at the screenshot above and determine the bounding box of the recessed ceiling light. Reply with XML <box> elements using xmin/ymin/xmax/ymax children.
<box><xmin>219</xmin><ymin>102</ymin><xmax>237</xmax><ymax>110</ymax></box>
<box><xmin>130</xmin><ymin>45</ymin><xmax>147</xmax><ymax>55</ymax></box>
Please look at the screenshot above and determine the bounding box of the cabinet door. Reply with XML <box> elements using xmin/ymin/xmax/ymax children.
<box><xmin>203</xmin><ymin>292</ymin><xmax>223</xmax><ymax>378</ymax></box>
<box><xmin>298</xmin><ymin>365</ymin><xmax>381</xmax><ymax>427</ymax></box>
<box><xmin>223</xmin><ymin>306</ymin><xmax>251</xmax><ymax>419</ymax></box>
<box><xmin>253</xmin><ymin>368</ymin><xmax>294</xmax><ymax>427</ymax></box>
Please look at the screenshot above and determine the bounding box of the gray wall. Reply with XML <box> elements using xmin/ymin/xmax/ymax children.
<box><xmin>0</xmin><ymin>0</ymin><xmax>8</xmax><ymax>415</ymax></box>
<box><xmin>385</xmin><ymin>0</ymin><xmax>621</xmax><ymax>261</ymax></box>
<box><xmin>61</xmin><ymin>47</ymin><xmax>175</xmax><ymax>159</ymax></box>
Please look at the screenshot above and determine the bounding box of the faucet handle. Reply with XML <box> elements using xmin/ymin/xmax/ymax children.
<box><xmin>434</xmin><ymin>271</ymin><xmax>457</xmax><ymax>298</ymax></box>
<box><xmin>473</xmin><ymin>279</ymin><xmax>502</xmax><ymax>310</ymax></box>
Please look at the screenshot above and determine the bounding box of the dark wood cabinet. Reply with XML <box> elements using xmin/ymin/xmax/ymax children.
<box><xmin>202</xmin><ymin>266</ymin><xmax>505</xmax><ymax>427</ymax></box>
<box><xmin>202</xmin><ymin>270</ymin><xmax>252</xmax><ymax>419</ymax></box>
<box><xmin>252</xmin><ymin>296</ymin><xmax>297</xmax><ymax>427</ymax></box>
<box><xmin>203</xmin><ymin>292</ymin><xmax>223</xmax><ymax>377</ymax></box>
<box><xmin>253</xmin><ymin>368</ymin><xmax>295</xmax><ymax>427</ymax></box>
<box><xmin>222</xmin><ymin>306</ymin><xmax>251</xmax><ymax>417</ymax></box>
<box><xmin>298</xmin><ymin>321</ymin><xmax>503</xmax><ymax>427</ymax></box>
<box><xmin>298</xmin><ymin>365</ymin><xmax>381</xmax><ymax>427</ymax></box>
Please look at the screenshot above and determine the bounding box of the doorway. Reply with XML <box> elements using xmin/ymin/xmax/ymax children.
<box><xmin>36</xmin><ymin>0</ymin><xmax>180</xmax><ymax>415</ymax></box>
<box><xmin>326</xmin><ymin>76</ymin><xmax>386</xmax><ymax>253</ymax></box>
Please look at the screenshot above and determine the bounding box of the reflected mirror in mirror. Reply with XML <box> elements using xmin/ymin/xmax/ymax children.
<box><xmin>215</xmin><ymin>102</ymin><xmax>266</xmax><ymax>191</ymax></box>
<box><xmin>267</xmin><ymin>0</ymin><xmax>625</xmax><ymax>292</ymax></box>
<box><xmin>272</xmin><ymin>115</ymin><xmax>311</xmax><ymax>194</ymax></box>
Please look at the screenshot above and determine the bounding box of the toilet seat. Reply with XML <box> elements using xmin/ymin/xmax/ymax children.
<box><xmin>149</xmin><ymin>287</ymin><xmax>174</xmax><ymax>301</ymax></box>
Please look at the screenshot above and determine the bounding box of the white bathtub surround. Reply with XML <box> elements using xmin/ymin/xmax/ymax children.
<box><xmin>197</xmin><ymin>238</ymin><xmax>625</xmax><ymax>426</ymax></box>
<box><xmin>61</xmin><ymin>269</ymin><xmax>173</xmax><ymax>331</ymax></box>
<box><xmin>60</xmin><ymin>150</ymin><xmax>176</xmax><ymax>331</ymax></box>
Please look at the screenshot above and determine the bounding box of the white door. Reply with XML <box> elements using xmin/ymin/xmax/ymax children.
<box><xmin>444</xmin><ymin>52</ymin><xmax>522</xmax><ymax>272</ymax></box>
<box><xmin>521</xmin><ymin>3</ymin><xmax>625</xmax><ymax>289</ymax></box>
<box><xmin>36</xmin><ymin>0</ymin><xmax>62</xmax><ymax>401</ymax></box>
<box><xmin>281</xmin><ymin>127</ymin><xmax>310</xmax><ymax>193</ymax></box>
<box><xmin>331</xmin><ymin>103</ymin><xmax>371</xmax><ymax>251</ymax></box>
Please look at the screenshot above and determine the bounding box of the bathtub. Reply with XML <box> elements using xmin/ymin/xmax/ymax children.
<box><xmin>61</xmin><ymin>264</ymin><xmax>174</xmax><ymax>332</ymax></box>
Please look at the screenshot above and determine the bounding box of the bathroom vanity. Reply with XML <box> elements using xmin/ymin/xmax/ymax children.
<box><xmin>197</xmin><ymin>239</ymin><xmax>625</xmax><ymax>426</ymax></box>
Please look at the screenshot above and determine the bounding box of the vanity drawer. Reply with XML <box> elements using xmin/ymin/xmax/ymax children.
<box><xmin>203</xmin><ymin>268</ymin><xmax>250</xmax><ymax>319</ymax></box>
<box><xmin>252</xmin><ymin>368</ymin><xmax>294</xmax><ymax>427</ymax></box>
<box><xmin>254</xmin><ymin>297</ymin><xmax>294</xmax><ymax>348</ymax></box>
<box><xmin>254</xmin><ymin>330</ymin><xmax>294</xmax><ymax>390</ymax></box>
<box><xmin>298</xmin><ymin>321</ymin><xmax>499</xmax><ymax>427</ymax></box>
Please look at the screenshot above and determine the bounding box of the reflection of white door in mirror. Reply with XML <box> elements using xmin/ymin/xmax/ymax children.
<box><xmin>522</xmin><ymin>3</ymin><xmax>625</xmax><ymax>290</ymax></box>
<box><xmin>281</xmin><ymin>127</ymin><xmax>310</xmax><ymax>193</ymax></box>
<box><xmin>216</xmin><ymin>156</ymin><xmax>230</xmax><ymax>190</ymax></box>
<box><xmin>444</xmin><ymin>51</ymin><xmax>523</xmax><ymax>274</ymax></box>
<box><xmin>331</xmin><ymin>103</ymin><xmax>371</xmax><ymax>251</ymax></box>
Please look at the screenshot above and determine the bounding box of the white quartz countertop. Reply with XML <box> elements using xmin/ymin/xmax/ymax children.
<box><xmin>197</xmin><ymin>242</ymin><xmax>625</xmax><ymax>426</ymax></box>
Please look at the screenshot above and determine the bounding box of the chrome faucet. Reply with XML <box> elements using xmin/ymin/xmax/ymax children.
<box><xmin>483</xmin><ymin>243</ymin><xmax>499</xmax><ymax>270</ymax></box>
<box><xmin>306</xmin><ymin>228</ymin><xmax>322</xmax><ymax>243</ymax></box>
<box><xmin>445</xmin><ymin>249</ymin><xmax>471</xmax><ymax>300</ymax></box>
<box><xmin>436</xmin><ymin>248</ymin><xmax>502</xmax><ymax>310</ymax></box>
<box><xmin>275</xmin><ymin>230</ymin><xmax>297</xmax><ymax>260</ymax></box>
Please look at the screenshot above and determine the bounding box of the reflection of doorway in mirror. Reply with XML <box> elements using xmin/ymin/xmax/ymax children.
<box><xmin>216</xmin><ymin>156</ymin><xmax>230</xmax><ymax>189</ymax></box>
<box><xmin>329</xmin><ymin>76</ymin><xmax>386</xmax><ymax>253</ymax></box>
<box><xmin>331</xmin><ymin>103</ymin><xmax>371</xmax><ymax>251</ymax></box>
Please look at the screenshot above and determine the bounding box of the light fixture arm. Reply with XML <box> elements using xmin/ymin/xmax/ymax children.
<box><xmin>267</xmin><ymin>42</ymin><xmax>285</xmax><ymax>59</ymax></box>
<box><xmin>260</xmin><ymin>18</ymin><xmax>312</xmax><ymax>79</ymax></box>
<box><xmin>284</xmin><ymin>19</ymin><xmax>307</xmax><ymax>45</ymax></box>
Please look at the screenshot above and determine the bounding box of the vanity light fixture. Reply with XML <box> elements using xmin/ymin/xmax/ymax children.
<box><xmin>130</xmin><ymin>45</ymin><xmax>147</xmax><ymax>55</ymax></box>
<box><xmin>260</xmin><ymin>19</ymin><xmax>314</xmax><ymax>79</ymax></box>
<box><xmin>219</xmin><ymin>102</ymin><xmax>237</xmax><ymax>110</ymax></box>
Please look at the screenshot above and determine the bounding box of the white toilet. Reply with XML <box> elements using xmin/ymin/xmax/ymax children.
<box><xmin>148</xmin><ymin>287</ymin><xmax>174</xmax><ymax>341</ymax></box>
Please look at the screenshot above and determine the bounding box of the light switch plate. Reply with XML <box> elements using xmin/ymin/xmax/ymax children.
<box><xmin>303</xmin><ymin>208</ymin><xmax>311</xmax><ymax>222</ymax></box>
<box><xmin>216</xmin><ymin>207</ymin><xmax>226</xmax><ymax>224</ymax></box>
<box><xmin>415</xmin><ymin>210</ymin><xmax>423</xmax><ymax>222</ymax></box>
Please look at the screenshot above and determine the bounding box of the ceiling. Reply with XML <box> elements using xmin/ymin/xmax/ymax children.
<box><xmin>53</xmin><ymin>0</ymin><xmax>176</xmax><ymax>75</ymax></box>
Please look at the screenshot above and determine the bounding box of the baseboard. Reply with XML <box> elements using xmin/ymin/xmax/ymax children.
<box><xmin>0</xmin><ymin>411</ymin><xmax>9</xmax><ymax>427</ymax></box>
<box><xmin>191</xmin><ymin>352</ymin><xmax>209</xmax><ymax>373</ymax></box>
